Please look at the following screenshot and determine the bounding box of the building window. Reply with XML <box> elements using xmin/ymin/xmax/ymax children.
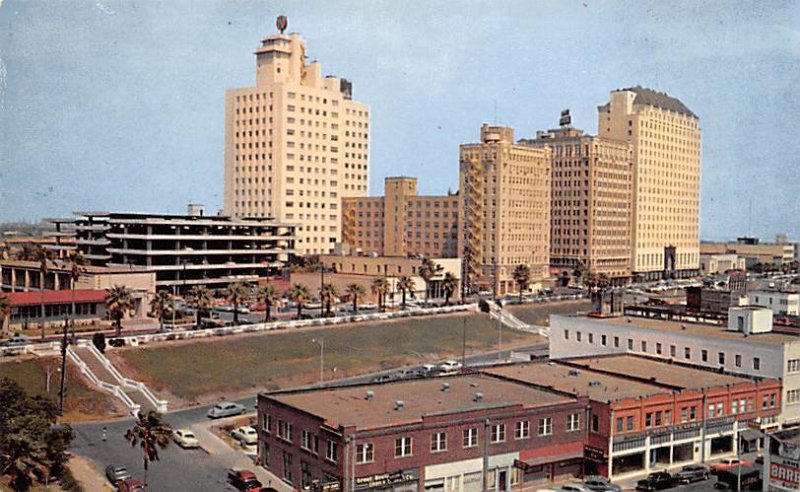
<box><xmin>701</xmin><ymin>350</ymin><xmax>708</xmax><ymax>362</ymax></box>
<box><xmin>626</xmin><ymin>416</ymin><xmax>634</xmax><ymax>431</ymax></box>
<box><xmin>614</xmin><ymin>336</ymin><xmax>620</xmax><ymax>348</ymax></box>
<box><xmin>754</xmin><ymin>358</ymin><xmax>761</xmax><ymax>371</ymax></box>
<box><xmin>616</xmin><ymin>418</ymin><xmax>623</xmax><ymax>433</ymax></box>
<box><xmin>670</xmin><ymin>345</ymin><xmax>676</xmax><ymax>357</ymax></box>
<box><xmin>278</xmin><ymin>420</ymin><xmax>293</xmax><ymax>442</ymax></box>
<box><xmin>646</xmin><ymin>413</ymin><xmax>653</xmax><ymax>427</ymax></box>
<box><xmin>538</xmin><ymin>417</ymin><xmax>552</xmax><ymax>436</ymax></box>
<box><xmin>684</xmin><ymin>347</ymin><xmax>691</xmax><ymax>359</ymax></box>
<box><xmin>655</xmin><ymin>342</ymin><xmax>662</xmax><ymax>355</ymax></box>
<box><xmin>356</xmin><ymin>443</ymin><xmax>374</xmax><ymax>463</ymax></box>
<box><xmin>301</xmin><ymin>430</ymin><xmax>314</xmax><ymax>451</ymax></box>
<box><xmin>735</xmin><ymin>354</ymin><xmax>742</xmax><ymax>368</ymax></box>
<box><xmin>577</xmin><ymin>332</ymin><xmax>582</xmax><ymax>342</ymax></box>
<box><xmin>641</xmin><ymin>341</ymin><xmax>647</xmax><ymax>352</ymax></box>
<box><xmin>301</xmin><ymin>461</ymin><xmax>312</xmax><ymax>489</ymax></box>
<box><xmin>395</xmin><ymin>437</ymin><xmax>412</xmax><ymax>457</ymax></box>
<box><xmin>326</xmin><ymin>440</ymin><xmax>338</xmax><ymax>463</ymax></box>
<box><xmin>431</xmin><ymin>432</ymin><xmax>447</xmax><ymax>453</ymax></box>
<box><xmin>262</xmin><ymin>412</ymin><xmax>271</xmax><ymax>433</ymax></box>
<box><xmin>564</xmin><ymin>329</ymin><xmax>569</xmax><ymax>340</ymax></box>
<box><xmin>491</xmin><ymin>424</ymin><xmax>506</xmax><ymax>443</ymax></box>
<box><xmin>567</xmin><ymin>413</ymin><xmax>580</xmax><ymax>432</ymax></box>
<box><xmin>282</xmin><ymin>451</ymin><xmax>293</xmax><ymax>483</ymax></box>
<box><xmin>515</xmin><ymin>421</ymin><xmax>530</xmax><ymax>440</ymax></box>
<box><xmin>789</xmin><ymin>359</ymin><xmax>800</xmax><ymax>373</ymax></box>
<box><xmin>601</xmin><ymin>335</ymin><xmax>607</xmax><ymax>346</ymax></box>
<box><xmin>592</xmin><ymin>414</ymin><xmax>599</xmax><ymax>433</ymax></box>
<box><xmin>788</xmin><ymin>389</ymin><xmax>800</xmax><ymax>404</ymax></box>
<box><xmin>681</xmin><ymin>408</ymin><xmax>688</xmax><ymax>423</ymax></box>
<box><xmin>463</xmin><ymin>428</ymin><xmax>478</xmax><ymax>448</ymax></box>
<box><xmin>718</xmin><ymin>352</ymin><xmax>726</xmax><ymax>365</ymax></box>
<box><xmin>627</xmin><ymin>339</ymin><xmax>634</xmax><ymax>350</ymax></box>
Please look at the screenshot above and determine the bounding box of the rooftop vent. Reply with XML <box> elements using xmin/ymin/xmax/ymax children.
<box><xmin>365</xmin><ymin>391</ymin><xmax>374</xmax><ymax>401</ymax></box>
<box><xmin>441</xmin><ymin>383</ymin><xmax>450</xmax><ymax>392</ymax></box>
<box><xmin>569</xmin><ymin>369</ymin><xmax>581</xmax><ymax>376</ymax></box>
<box><xmin>394</xmin><ymin>400</ymin><xmax>405</xmax><ymax>411</ymax></box>
<box><xmin>474</xmin><ymin>392</ymin><xmax>484</xmax><ymax>402</ymax></box>
<box><xmin>588</xmin><ymin>381</ymin><xmax>601</xmax><ymax>387</ymax></box>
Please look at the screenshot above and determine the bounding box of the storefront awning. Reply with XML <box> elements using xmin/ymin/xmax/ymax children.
<box><xmin>740</xmin><ymin>429</ymin><xmax>762</xmax><ymax>442</ymax></box>
<box><xmin>515</xmin><ymin>450</ymin><xmax>584</xmax><ymax>469</ymax></box>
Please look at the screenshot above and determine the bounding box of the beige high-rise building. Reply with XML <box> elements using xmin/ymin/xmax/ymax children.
<box><xmin>341</xmin><ymin>177</ymin><xmax>459</xmax><ymax>258</ymax></box>
<box><xmin>224</xmin><ymin>22</ymin><xmax>370</xmax><ymax>255</ymax></box>
<box><xmin>459</xmin><ymin>124</ymin><xmax>551</xmax><ymax>295</ymax></box>
<box><xmin>523</xmin><ymin>116</ymin><xmax>633</xmax><ymax>283</ymax></box>
<box><xmin>598</xmin><ymin>87</ymin><xmax>701</xmax><ymax>281</ymax></box>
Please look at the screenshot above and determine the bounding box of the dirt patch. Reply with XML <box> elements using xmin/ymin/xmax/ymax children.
<box><xmin>507</xmin><ymin>300</ymin><xmax>591</xmax><ymax>326</ymax></box>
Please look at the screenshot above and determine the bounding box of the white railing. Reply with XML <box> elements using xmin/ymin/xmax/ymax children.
<box><xmin>67</xmin><ymin>347</ymin><xmax>140</xmax><ymax>416</ymax></box>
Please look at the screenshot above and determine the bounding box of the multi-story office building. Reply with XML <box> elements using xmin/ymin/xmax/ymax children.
<box><xmin>50</xmin><ymin>207</ymin><xmax>295</xmax><ymax>293</ymax></box>
<box><xmin>341</xmin><ymin>177</ymin><xmax>459</xmax><ymax>258</ymax></box>
<box><xmin>523</xmin><ymin>115</ymin><xmax>633</xmax><ymax>284</ymax></box>
<box><xmin>598</xmin><ymin>87</ymin><xmax>701</xmax><ymax>281</ymax></box>
<box><xmin>223</xmin><ymin>21</ymin><xmax>370</xmax><ymax>255</ymax></box>
<box><xmin>458</xmin><ymin>124</ymin><xmax>551</xmax><ymax>295</ymax></box>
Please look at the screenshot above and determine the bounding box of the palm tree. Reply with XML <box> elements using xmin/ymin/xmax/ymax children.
<box><xmin>371</xmin><ymin>277</ymin><xmax>390</xmax><ymax>312</ymax></box>
<box><xmin>105</xmin><ymin>285</ymin><xmax>133</xmax><ymax>337</ymax></box>
<box><xmin>259</xmin><ymin>284</ymin><xmax>280</xmax><ymax>322</ymax></box>
<box><xmin>187</xmin><ymin>285</ymin><xmax>214</xmax><ymax>329</ymax></box>
<box><xmin>287</xmin><ymin>284</ymin><xmax>312</xmax><ymax>319</ymax></box>
<box><xmin>14</xmin><ymin>242</ymin><xmax>36</xmax><ymax>261</ymax></box>
<box><xmin>441</xmin><ymin>272</ymin><xmax>458</xmax><ymax>306</ymax></box>
<box><xmin>418</xmin><ymin>258</ymin><xmax>443</xmax><ymax>306</ymax></box>
<box><xmin>319</xmin><ymin>283</ymin><xmax>339</xmax><ymax>317</ymax></box>
<box><xmin>0</xmin><ymin>294</ymin><xmax>11</xmax><ymax>336</ymax></box>
<box><xmin>67</xmin><ymin>250</ymin><xmax>86</xmax><ymax>342</ymax></box>
<box><xmin>124</xmin><ymin>410</ymin><xmax>172</xmax><ymax>488</ymax></box>
<box><xmin>344</xmin><ymin>283</ymin><xmax>366</xmax><ymax>313</ymax></box>
<box><xmin>225</xmin><ymin>281</ymin><xmax>251</xmax><ymax>326</ymax></box>
<box><xmin>513</xmin><ymin>264</ymin><xmax>531</xmax><ymax>302</ymax></box>
<box><xmin>149</xmin><ymin>290</ymin><xmax>173</xmax><ymax>333</ymax></box>
<box><xmin>396</xmin><ymin>276</ymin><xmax>415</xmax><ymax>309</ymax></box>
<box><xmin>33</xmin><ymin>246</ymin><xmax>53</xmax><ymax>341</ymax></box>
<box><xmin>586</xmin><ymin>272</ymin><xmax>611</xmax><ymax>293</ymax></box>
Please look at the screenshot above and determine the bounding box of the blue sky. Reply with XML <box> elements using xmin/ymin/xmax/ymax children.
<box><xmin>1</xmin><ymin>0</ymin><xmax>798</xmax><ymax>241</ymax></box>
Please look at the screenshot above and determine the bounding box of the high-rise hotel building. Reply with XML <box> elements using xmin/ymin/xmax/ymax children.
<box><xmin>224</xmin><ymin>24</ymin><xmax>370</xmax><ymax>255</ymax></box>
<box><xmin>598</xmin><ymin>87</ymin><xmax>701</xmax><ymax>280</ymax></box>
<box><xmin>458</xmin><ymin>124</ymin><xmax>551</xmax><ymax>295</ymax></box>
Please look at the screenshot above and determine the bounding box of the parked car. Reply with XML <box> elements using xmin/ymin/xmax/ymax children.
<box><xmin>370</xmin><ymin>374</ymin><xmax>396</xmax><ymax>384</ymax></box>
<box><xmin>674</xmin><ymin>464</ymin><xmax>709</xmax><ymax>484</ymax></box>
<box><xmin>236</xmin><ymin>306</ymin><xmax>250</xmax><ymax>314</ymax></box>
<box><xmin>227</xmin><ymin>469</ymin><xmax>263</xmax><ymax>492</ymax></box>
<box><xmin>414</xmin><ymin>364</ymin><xmax>439</xmax><ymax>377</ymax></box>
<box><xmin>213</xmin><ymin>305</ymin><xmax>234</xmax><ymax>312</ymax></box>
<box><xmin>710</xmin><ymin>458</ymin><xmax>752</xmax><ymax>474</ymax></box>
<box><xmin>207</xmin><ymin>401</ymin><xmax>246</xmax><ymax>419</ymax></box>
<box><xmin>635</xmin><ymin>471</ymin><xmax>674</xmax><ymax>491</ymax></box>
<box><xmin>438</xmin><ymin>360</ymin><xmax>462</xmax><ymax>373</ymax></box>
<box><xmin>0</xmin><ymin>335</ymin><xmax>31</xmax><ymax>347</ymax></box>
<box><xmin>583</xmin><ymin>476</ymin><xmax>622</xmax><ymax>491</ymax></box>
<box><xmin>231</xmin><ymin>426</ymin><xmax>258</xmax><ymax>446</ymax></box>
<box><xmin>173</xmin><ymin>429</ymin><xmax>199</xmax><ymax>448</ymax></box>
<box><xmin>105</xmin><ymin>465</ymin><xmax>131</xmax><ymax>484</ymax></box>
<box><xmin>558</xmin><ymin>484</ymin><xmax>592</xmax><ymax>492</ymax></box>
<box><xmin>117</xmin><ymin>478</ymin><xmax>146</xmax><ymax>492</ymax></box>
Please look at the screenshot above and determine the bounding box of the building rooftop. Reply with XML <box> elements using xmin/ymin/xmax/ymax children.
<box><xmin>0</xmin><ymin>259</ymin><xmax>142</xmax><ymax>274</ymax></box>
<box><xmin>623</xmin><ymin>86</ymin><xmax>697</xmax><ymax>118</ymax></box>
<box><xmin>557</xmin><ymin>314</ymin><xmax>800</xmax><ymax>346</ymax></box>
<box><xmin>2</xmin><ymin>289</ymin><xmax>107</xmax><ymax>306</ymax></box>
<box><xmin>267</xmin><ymin>375</ymin><xmax>574</xmax><ymax>430</ymax></box>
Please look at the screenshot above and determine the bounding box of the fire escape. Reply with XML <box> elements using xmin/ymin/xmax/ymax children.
<box><xmin>462</xmin><ymin>153</ymin><xmax>485</xmax><ymax>293</ymax></box>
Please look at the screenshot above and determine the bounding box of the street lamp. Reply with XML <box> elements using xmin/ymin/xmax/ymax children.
<box><xmin>311</xmin><ymin>337</ymin><xmax>324</xmax><ymax>385</ymax></box>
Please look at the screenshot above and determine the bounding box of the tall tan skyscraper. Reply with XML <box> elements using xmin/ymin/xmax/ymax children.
<box><xmin>598</xmin><ymin>87</ymin><xmax>701</xmax><ymax>280</ymax></box>
<box><xmin>523</xmin><ymin>115</ymin><xmax>633</xmax><ymax>283</ymax></box>
<box><xmin>459</xmin><ymin>124</ymin><xmax>551</xmax><ymax>295</ymax></box>
<box><xmin>224</xmin><ymin>20</ymin><xmax>370</xmax><ymax>255</ymax></box>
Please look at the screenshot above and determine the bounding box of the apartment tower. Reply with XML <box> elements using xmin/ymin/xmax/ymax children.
<box><xmin>224</xmin><ymin>18</ymin><xmax>370</xmax><ymax>255</ymax></box>
<box><xmin>459</xmin><ymin>124</ymin><xmax>551</xmax><ymax>295</ymax></box>
<box><xmin>598</xmin><ymin>87</ymin><xmax>701</xmax><ymax>280</ymax></box>
<box><xmin>523</xmin><ymin>112</ymin><xmax>633</xmax><ymax>283</ymax></box>
<box><xmin>341</xmin><ymin>177</ymin><xmax>459</xmax><ymax>258</ymax></box>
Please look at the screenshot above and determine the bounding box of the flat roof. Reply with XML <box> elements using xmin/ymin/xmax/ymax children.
<box><xmin>558</xmin><ymin>314</ymin><xmax>799</xmax><ymax>346</ymax></box>
<box><xmin>267</xmin><ymin>375</ymin><xmax>574</xmax><ymax>430</ymax></box>
<box><xmin>0</xmin><ymin>259</ymin><xmax>143</xmax><ymax>274</ymax></box>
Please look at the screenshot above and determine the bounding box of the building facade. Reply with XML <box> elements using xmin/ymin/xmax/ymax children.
<box><xmin>458</xmin><ymin>125</ymin><xmax>551</xmax><ymax>296</ymax></box>
<box><xmin>701</xmin><ymin>239</ymin><xmax>796</xmax><ymax>268</ymax></box>
<box><xmin>522</xmin><ymin>117</ymin><xmax>633</xmax><ymax>284</ymax></box>
<box><xmin>598</xmin><ymin>87</ymin><xmax>701</xmax><ymax>281</ymax></box>
<box><xmin>50</xmin><ymin>209</ymin><xmax>295</xmax><ymax>293</ymax></box>
<box><xmin>341</xmin><ymin>177</ymin><xmax>459</xmax><ymax>258</ymax></box>
<box><xmin>699</xmin><ymin>253</ymin><xmax>746</xmax><ymax>275</ymax></box>
<box><xmin>223</xmin><ymin>22</ymin><xmax>370</xmax><ymax>255</ymax></box>
<box><xmin>749</xmin><ymin>290</ymin><xmax>800</xmax><ymax>317</ymax></box>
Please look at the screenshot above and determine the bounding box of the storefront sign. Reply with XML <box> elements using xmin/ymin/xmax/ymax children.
<box><xmin>354</xmin><ymin>469</ymin><xmax>419</xmax><ymax>491</ymax></box>
<box><xmin>770</xmin><ymin>458</ymin><xmax>800</xmax><ymax>490</ymax></box>
<box><xmin>584</xmin><ymin>445</ymin><xmax>606</xmax><ymax>461</ymax></box>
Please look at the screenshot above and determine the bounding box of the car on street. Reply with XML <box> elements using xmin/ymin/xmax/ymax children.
<box><xmin>557</xmin><ymin>483</ymin><xmax>592</xmax><ymax>492</ymax></box>
<box><xmin>635</xmin><ymin>471</ymin><xmax>674</xmax><ymax>491</ymax></box>
<box><xmin>207</xmin><ymin>401</ymin><xmax>246</xmax><ymax>419</ymax></box>
<box><xmin>0</xmin><ymin>335</ymin><xmax>31</xmax><ymax>347</ymax></box>
<box><xmin>173</xmin><ymin>429</ymin><xmax>199</xmax><ymax>448</ymax></box>
<box><xmin>710</xmin><ymin>458</ymin><xmax>752</xmax><ymax>474</ymax></box>
<box><xmin>231</xmin><ymin>426</ymin><xmax>258</xmax><ymax>446</ymax></box>
<box><xmin>227</xmin><ymin>469</ymin><xmax>263</xmax><ymax>492</ymax></box>
<box><xmin>117</xmin><ymin>478</ymin><xmax>146</xmax><ymax>492</ymax></box>
<box><xmin>105</xmin><ymin>465</ymin><xmax>132</xmax><ymax>484</ymax></box>
<box><xmin>674</xmin><ymin>464</ymin><xmax>709</xmax><ymax>484</ymax></box>
<box><xmin>438</xmin><ymin>360</ymin><xmax>462</xmax><ymax>373</ymax></box>
<box><xmin>370</xmin><ymin>374</ymin><xmax>396</xmax><ymax>384</ymax></box>
<box><xmin>583</xmin><ymin>476</ymin><xmax>622</xmax><ymax>491</ymax></box>
<box><xmin>213</xmin><ymin>305</ymin><xmax>234</xmax><ymax>312</ymax></box>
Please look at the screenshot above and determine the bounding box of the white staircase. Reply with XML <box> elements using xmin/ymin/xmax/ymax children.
<box><xmin>489</xmin><ymin>305</ymin><xmax>550</xmax><ymax>338</ymax></box>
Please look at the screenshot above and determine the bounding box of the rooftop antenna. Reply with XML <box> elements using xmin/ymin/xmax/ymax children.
<box><xmin>493</xmin><ymin>99</ymin><xmax>497</xmax><ymax>124</ymax></box>
<box><xmin>276</xmin><ymin>15</ymin><xmax>288</xmax><ymax>34</ymax></box>
<box><xmin>747</xmin><ymin>198</ymin><xmax>752</xmax><ymax>237</ymax></box>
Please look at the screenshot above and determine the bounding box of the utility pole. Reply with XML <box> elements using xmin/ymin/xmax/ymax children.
<box><xmin>483</xmin><ymin>418</ymin><xmax>490</xmax><ymax>492</ymax></box>
<box><xmin>462</xmin><ymin>317</ymin><xmax>467</xmax><ymax>370</ymax></box>
<box><xmin>312</xmin><ymin>338</ymin><xmax>324</xmax><ymax>385</ymax></box>
<box><xmin>59</xmin><ymin>316</ymin><xmax>68</xmax><ymax>412</ymax></box>
<box><xmin>320</xmin><ymin>262</ymin><xmax>325</xmax><ymax>318</ymax></box>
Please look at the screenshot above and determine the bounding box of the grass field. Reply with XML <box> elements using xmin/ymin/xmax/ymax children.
<box><xmin>506</xmin><ymin>299</ymin><xmax>591</xmax><ymax>326</ymax></box>
<box><xmin>112</xmin><ymin>312</ymin><xmax>541</xmax><ymax>403</ymax></box>
<box><xmin>0</xmin><ymin>356</ymin><xmax>125</xmax><ymax>421</ymax></box>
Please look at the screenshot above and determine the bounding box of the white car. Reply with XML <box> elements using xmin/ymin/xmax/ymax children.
<box><xmin>173</xmin><ymin>429</ymin><xmax>199</xmax><ymax>448</ymax></box>
<box><xmin>231</xmin><ymin>426</ymin><xmax>258</xmax><ymax>445</ymax></box>
<box><xmin>558</xmin><ymin>484</ymin><xmax>592</xmax><ymax>492</ymax></box>
<box><xmin>207</xmin><ymin>401</ymin><xmax>246</xmax><ymax>419</ymax></box>
<box><xmin>438</xmin><ymin>360</ymin><xmax>462</xmax><ymax>373</ymax></box>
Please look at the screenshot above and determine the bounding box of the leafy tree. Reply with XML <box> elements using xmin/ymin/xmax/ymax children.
<box><xmin>586</xmin><ymin>272</ymin><xmax>611</xmax><ymax>292</ymax></box>
<box><xmin>512</xmin><ymin>264</ymin><xmax>531</xmax><ymax>302</ymax></box>
<box><xmin>344</xmin><ymin>283</ymin><xmax>366</xmax><ymax>313</ymax></box>
<box><xmin>0</xmin><ymin>378</ymin><xmax>75</xmax><ymax>491</ymax></box>
<box><xmin>371</xmin><ymin>277</ymin><xmax>390</xmax><ymax>312</ymax></box>
<box><xmin>0</xmin><ymin>294</ymin><xmax>10</xmax><ymax>336</ymax></box>
<box><xmin>225</xmin><ymin>281</ymin><xmax>251</xmax><ymax>326</ymax></box>
<box><xmin>92</xmin><ymin>332</ymin><xmax>106</xmax><ymax>354</ymax></box>
<box><xmin>572</xmin><ymin>261</ymin><xmax>586</xmax><ymax>285</ymax></box>
<box><xmin>149</xmin><ymin>290</ymin><xmax>173</xmax><ymax>333</ymax></box>
<box><xmin>124</xmin><ymin>410</ymin><xmax>172</xmax><ymax>488</ymax></box>
<box><xmin>105</xmin><ymin>285</ymin><xmax>133</xmax><ymax>337</ymax></box>
<box><xmin>187</xmin><ymin>285</ymin><xmax>214</xmax><ymax>330</ymax></box>
<box><xmin>287</xmin><ymin>284</ymin><xmax>312</xmax><ymax>319</ymax></box>
<box><xmin>418</xmin><ymin>258</ymin><xmax>443</xmax><ymax>306</ymax></box>
<box><xmin>396</xmin><ymin>276</ymin><xmax>415</xmax><ymax>309</ymax></box>
<box><xmin>319</xmin><ymin>283</ymin><xmax>339</xmax><ymax>317</ymax></box>
<box><xmin>258</xmin><ymin>284</ymin><xmax>280</xmax><ymax>322</ymax></box>
<box><xmin>441</xmin><ymin>272</ymin><xmax>458</xmax><ymax>306</ymax></box>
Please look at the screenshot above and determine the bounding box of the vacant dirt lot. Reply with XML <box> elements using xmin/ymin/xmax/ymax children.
<box><xmin>506</xmin><ymin>299</ymin><xmax>592</xmax><ymax>326</ymax></box>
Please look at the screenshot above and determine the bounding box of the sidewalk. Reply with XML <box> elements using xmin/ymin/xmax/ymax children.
<box><xmin>67</xmin><ymin>454</ymin><xmax>115</xmax><ymax>491</ymax></box>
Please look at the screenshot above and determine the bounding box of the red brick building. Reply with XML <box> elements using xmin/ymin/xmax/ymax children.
<box><xmin>257</xmin><ymin>374</ymin><xmax>590</xmax><ymax>491</ymax></box>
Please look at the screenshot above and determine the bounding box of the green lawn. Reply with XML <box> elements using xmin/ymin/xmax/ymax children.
<box><xmin>0</xmin><ymin>356</ymin><xmax>124</xmax><ymax>421</ymax></box>
<box><xmin>115</xmin><ymin>312</ymin><xmax>540</xmax><ymax>403</ymax></box>
<box><xmin>507</xmin><ymin>300</ymin><xmax>591</xmax><ymax>326</ymax></box>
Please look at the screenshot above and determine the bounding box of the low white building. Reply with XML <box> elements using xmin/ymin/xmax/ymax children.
<box><xmin>550</xmin><ymin>308</ymin><xmax>800</xmax><ymax>427</ymax></box>
<box><xmin>748</xmin><ymin>290</ymin><xmax>800</xmax><ymax>316</ymax></box>
<box><xmin>699</xmin><ymin>254</ymin><xmax>746</xmax><ymax>275</ymax></box>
